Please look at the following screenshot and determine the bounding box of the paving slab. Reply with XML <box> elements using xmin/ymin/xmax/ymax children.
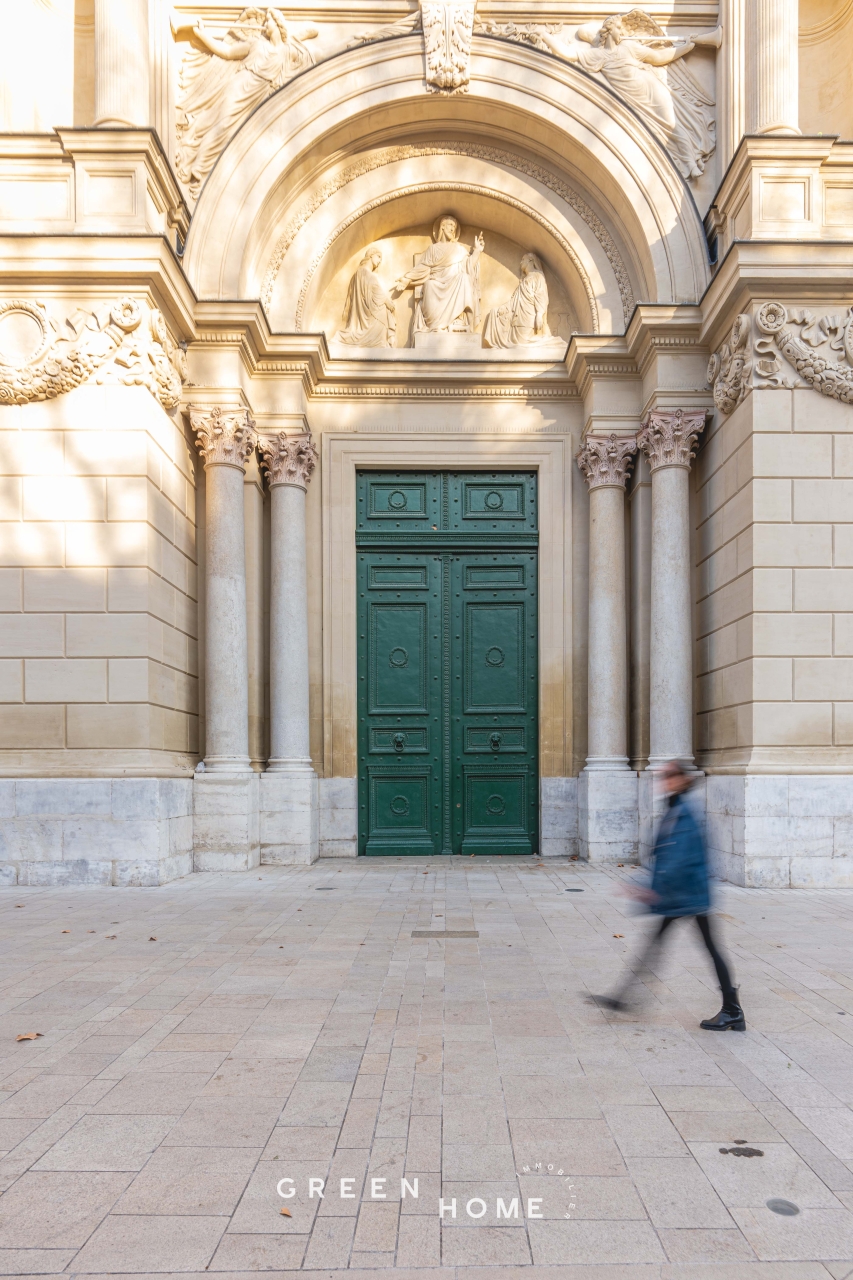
<box><xmin>0</xmin><ymin>859</ymin><xmax>850</xmax><ymax>1274</ymax></box>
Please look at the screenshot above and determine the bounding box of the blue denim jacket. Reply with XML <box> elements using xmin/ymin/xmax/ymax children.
<box><xmin>649</xmin><ymin>791</ymin><xmax>711</xmax><ymax>917</ymax></box>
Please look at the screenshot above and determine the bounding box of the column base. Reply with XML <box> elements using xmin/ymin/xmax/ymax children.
<box><xmin>193</xmin><ymin>772</ymin><xmax>260</xmax><ymax>871</ymax></box>
<box><xmin>202</xmin><ymin>756</ymin><xmax>253</xmax><ymax>774</ymax></box>
<box><xmin>260</xmin><ymin>771</ymin><xmax>319</xmax><ymax>865</ymax></box>
<box><xmin>578</xmin><ymin>768</ymin><xmax>638</xmax><ymax>862</ymax></box>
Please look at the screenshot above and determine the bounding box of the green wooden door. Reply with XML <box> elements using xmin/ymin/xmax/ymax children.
<box><xmin>357</xmin><ymin>472</ymin><xmax>538</xmax><ymax>856</ymax></box>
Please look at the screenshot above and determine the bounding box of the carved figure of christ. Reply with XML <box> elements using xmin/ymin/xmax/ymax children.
<box><xmin>394</xmin><ymin>216</ymin><xmax>484</xmax><ymax>333</ymax></box>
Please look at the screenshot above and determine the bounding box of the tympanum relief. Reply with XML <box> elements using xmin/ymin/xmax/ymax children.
<box><xmin>336</xmin><ymin>248</ymin><xmax>397</xmax><ymax>349</ymax></box>
<box><xmin>324</xmin><ymin>219</ymin><xmax>575</xmax><ymax>355</ymax></box>
<box><xmin>480</xmin><ymin>8</ymin><xmax>720</xmax><ymax>180</ymax></box>
<box><xmin>482</xmin><ymin>253</ymin><xmax>564</xmax><ymax>352</ymax></box>
<box><xmin>394</xmin><ymin>215</ymin><xmax>483</xmax><ymax>337</ymax></box>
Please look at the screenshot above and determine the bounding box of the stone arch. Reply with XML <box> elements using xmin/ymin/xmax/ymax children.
<box><xmin>183</xmin><ymin>35</ymin><xmax>710</xmax><ymax>329</ymax></box>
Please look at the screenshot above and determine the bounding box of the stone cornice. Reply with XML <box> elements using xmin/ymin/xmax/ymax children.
<box><xmin>626</xmin><ymin>305</ymin><xmax>706</xmax><ymax>378</ymax></box>
<box><xmin>0</xmin><ymin>235</ymin><xmax>196</xmax><ymax>338</ymax></box>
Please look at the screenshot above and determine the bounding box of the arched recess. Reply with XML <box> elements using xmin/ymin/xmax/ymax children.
<box><xmin>183</xmin><ymin>35</ymin><xmax>710</xmax><ymax>329</ymax></box>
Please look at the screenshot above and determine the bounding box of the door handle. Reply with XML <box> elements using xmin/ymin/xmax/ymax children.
<box><xmin>489</xmin><ymin>732</ymin><xmax>502</xmax><ymax>751</ymax></box>
<box><xmin>392</xmin><ymin>732</ymin><xmax>407</xmax><ymax>752</ymax></box>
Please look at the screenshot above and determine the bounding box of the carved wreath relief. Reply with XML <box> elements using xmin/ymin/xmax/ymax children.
<box><xmin>709</xmin><ymin>304</ymin><xmax>853</xmax><ymax>414</ymax></box>
<box><xmin>0</xmin><ymin>298</ymin><xmax>185</xmax><ymax>409</ymax></box>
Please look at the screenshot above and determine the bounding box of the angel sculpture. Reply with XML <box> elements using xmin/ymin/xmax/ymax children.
<box><xmin>532</xmin><ymin>10</ymin><xmax>720</xmax><ymax>180</ymax></box>
<box><xmin>173</xmin><ymin>8</ymin><xmax>318</xmax><ymax>198</ymax></box>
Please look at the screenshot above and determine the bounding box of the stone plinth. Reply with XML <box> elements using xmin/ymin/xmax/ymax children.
<box><xmin>579</xmin><ymin>770</ymin><xmax>639</xmax><ymax>862</ymax></box>
<box><xmin>0</xmin><ymin>779</ymin><xmax>192</xmax><ymax>886</ymax></box>
<box><xmin>192</xmin><ymin>772</ymin><xmax>259</xmax><ymax>872</ymax></box>
<box><xmin>413</xmin><ymin>332</ymin><xmax>482</xmax><ymax>355</ymax></box>
<box><xmin>260</xmin><ymin>772</ymin><xmax>319</xmax><ymax>865</ymax></box>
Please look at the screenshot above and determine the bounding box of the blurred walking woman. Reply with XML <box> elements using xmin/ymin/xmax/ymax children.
<box><xmin>597</xmin><ymin>760</ymin><xmax>745</xmax><ymax>1031</ymax></box>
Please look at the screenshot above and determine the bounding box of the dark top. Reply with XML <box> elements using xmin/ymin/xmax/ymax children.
<box><xmin>649</xmin><ymin>791</ymin><xmax>711</xmax><ymax>918</ymax></box>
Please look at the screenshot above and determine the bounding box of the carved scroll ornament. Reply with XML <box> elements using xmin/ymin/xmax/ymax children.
<box><xmin>638</xmin><ymin>408</ymin><xmax>707</xmax><ymax>471</ymax></box>
<box><xmin>577</xmin><ymin>433</ymin><xmax>637</xmax><ymax>489</ymax></box>
<box><xmin>707</xmin><ymin>313</ymin><xmax>751</xmax><ymax>415</ymax></box>
<box><xmin>755</xmin><ymin>303</ymin><xmax>853</xmax><ymax>404</ymax></box>
<box><xmin>190</xmin><ymin>406</ymin><xmax>257</xmax><ymax>469</ymax></box>
<box><xmin>0</xmin><ymin>298</ymin><xmax>185</xmax><ymax>409</ymax></box>
<box><xmin>259</xmin><ymin>431</ymin><xmax>317</xmax><ymax>489</ymax></box>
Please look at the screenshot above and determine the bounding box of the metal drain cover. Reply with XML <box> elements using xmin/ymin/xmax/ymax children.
<box><xmin>766</xmin><ymin>1199</ymin><xmax>799</xmax><ymax>1216</ymax></box>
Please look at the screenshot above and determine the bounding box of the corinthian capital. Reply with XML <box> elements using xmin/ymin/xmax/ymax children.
<box><xmin>189</xmin><ymin>406</ymin><xmax>257</xmax><ymax>470</ymax></box>
<box><xmin>259</xmin><ymin>432</ymin><xmax>317</xmax><ymax>490</ymax></box>
<box><xmin>577</xmin><ymin>433</ymin><xmax>637</xmax><ymax>490</ymax></box>
<box><xmin>638</xmin><ymin>408</ymin><xmax>707</xmax><ymax>472</ymax></box>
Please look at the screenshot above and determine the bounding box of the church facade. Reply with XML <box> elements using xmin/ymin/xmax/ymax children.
<box><xmin>1</xmin><ymin>0</ymin><xmax>852</xmax><ymax>889</ymax></box>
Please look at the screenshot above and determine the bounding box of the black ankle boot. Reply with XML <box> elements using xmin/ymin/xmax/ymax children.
<box><xmin>700</xmin><ymin>1002</ymin><xmax>745</xmax><ymax>1031</ymax></box>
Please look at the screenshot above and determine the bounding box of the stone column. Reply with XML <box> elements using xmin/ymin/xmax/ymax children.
<box><xmin>191</xmin><ymin>408</ymin><xmax>256</xmax><ymax>773</ymax></box>
<box><xmin>258</xmin><ymin>431</ymin><xmax>319</xmax><ymax>864</ymax></box>
<box><xmin>746</xmin><ymin>0</ymin><xmax>799</xmax><ymax>136</ymax></box>
<box><xmin>94</xmin><ymin>0</ymin><xmax>150</xmax><ymax>127</ymax></box>
<box><xmin>638</xmin><ymin>409</ymin><xmax>707</xmax><ymax>771</ymax></box>
<box><xmin>190</xmin><ymin>407</ymin><xmax>260</xmax><ymax>872</ymax></box>
<box><xmin>629</xmin><ymin>453</ymin><xmax>652</xmax><ymax>771</ymax></box>
<box><xmin>577</xmin><ymin>434</ymin><xmax>638</xmax><ymax>861</ymax></box>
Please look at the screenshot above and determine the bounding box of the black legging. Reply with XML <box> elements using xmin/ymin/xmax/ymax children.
<box><xmin>620</xmin><ymin>914</ymin><xmax>738</xmax><ymax>1007</ymax></box>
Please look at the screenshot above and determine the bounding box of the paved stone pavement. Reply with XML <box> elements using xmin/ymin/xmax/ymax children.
<box><xmin>0</xmin><ymin>857</ymin><xmax>852</xmax><ymax>1280</ymax></box>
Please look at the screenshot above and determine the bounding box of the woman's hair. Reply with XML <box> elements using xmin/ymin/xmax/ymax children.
<box><xmin>663</xmin><ymin>759</ymin><xmax>696</xmax><ymax>789</ymax></box>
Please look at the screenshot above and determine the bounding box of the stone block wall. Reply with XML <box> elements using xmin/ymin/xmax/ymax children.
<box><xmin>696</xmin><ymin>387</ymin><xmax>853</xmax><ymax>772</ymax></box>
<box><xmin>706</xmin><ymin>774</ymin><xmax>853</xmax><ymax>887</ymax></box>
<box><xmin>0</xmin><ymin>777</ymin><xmax>192</xmax><ymax>885</ymax></box>
<box><xmin>0</xmin><ymin>384</ymin><xmax>199</xmax><ymax>774</ymax></box>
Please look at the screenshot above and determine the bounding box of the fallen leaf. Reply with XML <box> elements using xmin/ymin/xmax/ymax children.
<box><xmin>16</xmin><ymin>1032</ymin><xmax>42</xmax><ymax>1041</ymax></box>
<box><xmin>613</xmin><ymin>934</ymin><xmax>624</xmax><ymax>938</ymax></box>
<box><xmin>14</xmin><ymin>904</ymin><xmax>24</xmax><ymax>908</ymax></box>
<box><xmin>279</xmin><ymin>1207</ymin><xmax>292</xmax><ymax>1217</ymax></box>
<box><xmin>617</xmin><ymin>863</ymin><xmax>624</xmax><ymax>868</ymax></box>
<box><xmin>61</xmin><ymin>930</ymin><xmax>70</xmax><ymax>934</ymax></box>
<box><xmin>149</xmin><ymin>936</ymin><xmax>157</xmax><ymax>941</ymax></box>
<box><xmin>87</xmin><ymin>930</ymin><xmax>95</xmax><ymax>933</ymax></box>
<box><xmin>106</xmin><ymin>934</ymin><xmax>117</xmax><ymax>939</ymax></box>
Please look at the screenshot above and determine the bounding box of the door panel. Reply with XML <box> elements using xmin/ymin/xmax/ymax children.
<box><xmin>357</xmin><ymin>474</ymin><xmax>538</xmax><ymax>856</ymax></box>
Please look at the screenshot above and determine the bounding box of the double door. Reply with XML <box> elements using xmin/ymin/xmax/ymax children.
<box><xmin>356</xmin><ymin>472</ymin><xmax>538</xmax><ymax>856</ymax></box>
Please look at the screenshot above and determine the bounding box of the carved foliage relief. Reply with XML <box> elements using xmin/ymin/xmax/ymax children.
<box><xmin>421</xmin><ymin>1</ymin><xmax>477</xmax><ymax>92</ymax></box>
<box><xmin>260</xmin><ymin>431</ymin><xmax>318</xmax><ymax>488</ymax></box>
<box><xmin>577</xmin><ymin>433</ymin><xmax>637</xmax><ymax>489</ymax></box>
<box><xmin>0</xmin><ymin>298</ymin><xmax>185</xmax><ymax>409</ymax></box>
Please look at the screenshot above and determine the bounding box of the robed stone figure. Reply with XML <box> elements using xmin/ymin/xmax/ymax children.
<box><xmin>395</xmin><ymin>215</ymin><xmax>484</xmax><ymax>334</ymax></box>
<box><xmin>483</xmin><ymin>253</ymin><xmax>552</xmax><ymax>348</ymax></box>
<box><xmin>336</xmin><ymin>247</ymin><xmax>396</xmax><ymax>348</ymax></box>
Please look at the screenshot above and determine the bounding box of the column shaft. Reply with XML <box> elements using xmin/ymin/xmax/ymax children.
<box><xmin>629</xmin><ymin>458</ymin><xmax>652</xmax><ymax>770</ymax></box>
<box><xmin>587</xmin><ymin>484</ymin><xmax>629</xmax><ymax>766</ymax></box>
<box><xmin>191</xmin><ymin>407</ymin><xmax>256</xmax><ymax>773</ymax></box>
<box><xmin>94</xmin><ymin>0</ymin><xmax>150</xmax><ymax>127</ymax></box>
<box><xmin>203</xmin><ymin>464</ymin><xmax>251</xmax><ymax>770</ymax></box>
<box><xmin>269</xmin><ymin>483</ymin><xmax>312</xmax><ymax>770</ymax></box>
<box><xmin>747</xmin><ymin>0</ymin><xmax>799</xmax><ymax>135</ymax></box>
<box><xmin>639</xmin><ymin>409</ymin><xmax>707</xmax><ymax>770</ymax></box>
<box><xmin>648</xmin><ymin>465</ymin><xmax>693</xmax><ymax>766</ymax></box>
